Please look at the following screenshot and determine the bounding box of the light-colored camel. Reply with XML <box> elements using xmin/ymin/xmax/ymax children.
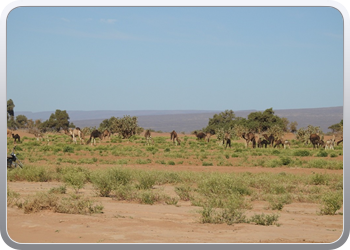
<box><xmin>66</xmin><ymin>127</ymin><xmax>84</xmax><ymax>144</ymax></box>
<box><xmin>325</xmin><ymin>135</ymin><xmax>335</xmax><ymax>150</ymax></box>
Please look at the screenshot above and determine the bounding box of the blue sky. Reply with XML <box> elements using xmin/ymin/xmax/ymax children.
<box><xmin>6</xmin><ymin>7</ymin><xmax>343</xmax><ymax>112</ymax></box>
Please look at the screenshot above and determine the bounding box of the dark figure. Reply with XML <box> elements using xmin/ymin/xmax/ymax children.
<box><xmin>223</xmin><ymin>132</ymin><xmax>231</xmax><ymax>148</ymax></box>
<box><xmin>12</xmin><ymin>133</ymin><xmax>20</xmax><ymax>143</ymax></box>
<box><xmin>263</xmin><ymin>134</ymin><xmax>275</xmax><ymax>147</ymax></box>
<box><xmin>194</xmin><ymin>131</ymin><xmax>207</xmax><ymax>140</ymax></box>
<box><xmin>273</xmin><ymin>139</ymin><xmax>284</xmax><ymax>148</ymax></box>
<box><xmin>309</xmin><ymin>134</ymin><xmax>321</xmax><ymax>149</ymax></box>
<box><xmin>258</xmin><ymin>138</ymin><xmax>269</xmax><ymax>148</ymax></box>
<box><xmin>86</xmin><ymin>130</ymin><xmax>103</xmax><ymax>145</ymax></box>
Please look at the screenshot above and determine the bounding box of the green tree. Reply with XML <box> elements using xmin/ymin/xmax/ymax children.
<box><xmin>204</xmin><ymin>110</ymin><xmax>237</xmax><ymax>133</ymax></box>
<box><xmin>246</xmin><ymin>108</ymin><xmax>284</xmax><ymax>133</ymax></box>
<box><xmin>15</xmin><ymin>115</ymin><xmax>28</xmax><ymax>128</ymax></box>
<box><xmin>7</xmin><ymin>99</ymin><xmax>15</xmax><ymax>118</ymax></box>
<box><xmin>290</xmin><ymin>121</ymin><xmax>298</xmax><ymax>133</ymax></box>
<box><xmin>39</xmin><ymin>109</ymin><xmax>71</xmax><ymax>132</ymax></box>
<box><xmin>328</xmin><ymin>120</ymin><xmax>343</xmax><ymax>133</ymax></box>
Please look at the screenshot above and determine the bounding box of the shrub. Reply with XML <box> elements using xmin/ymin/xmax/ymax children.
<box><xmin>62</xmin><ymin>145</ymin><xmax>74</xmax><ymax>153</ymax></box>
<box><xmin>280</xmin><ymin>156</ymin><xmax>293</xmax><ymax>166</ymax></box>
<box><xmin>49</xmin><ymin>185</ymin><xmax>67</xmax><ymax>194</ymax></box>
<box><xmin>56</xmin><ymin>195</ymin><xmax>104</xmax><ymax>214</ymax></box>
<box><xmin>175</xmin><ymin>185</ymin><xmax>192</xmax><ymax>201</ymax></box>
<box><xmin>63</xmin><ymin>171</ymin><xmax>86</xmax><ymax>193</ymax></box>
<box><xmin>168</xmin><ymin>161</ymin><xmax>175</xmax><ymax>165</ymax></box>
<box><xmin>316</xmin><ymin>150</ymin><xmax>328</xmax><ymax>157</ymax></box>
<box><xmin>311</xmin><ymin>173</ymin><xmax>329</xmax><ymax>185</ymax></box>
<box><xmin>319</xmin><ymin>192</ymin><xmax>343</xmax><ymax>215</ymax></box>
<box><xmin>202</xmin><ymin>162</ymin><xmax>213</xmax><ymax>166</ymax></box>
<box><xmin>136</xmin><ymin>172</ymin><xmax>156</xmax><ymax>189</ymax></box>
<box><xmin>249</xmin><ymin>213</ymin><xmax>279</xmax><ymax>226</ymax></box>
<box><xmin>293</xmin><ymin>150</ymin><xmax>311</xmax><ymax>157</ymax></box>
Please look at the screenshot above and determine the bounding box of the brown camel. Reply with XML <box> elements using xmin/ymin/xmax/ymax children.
<box><xmin>12</xmin><ymin>133</ymin><xmax>20</xmax><ymax>143</ymax></box>
<box><xmin>309</xmin><ymin>134</ymin><xmax>321</xmax><ymax>149</ymax></box>
<box><xmin>170</xmin><ymin>130</ymin><xmax>178</xmax><ymax>142</ymax></box>
<box><xmin>194</xmin><ymin>131</ymin><xmax>207</xmax><ymax>141</ymax></box>
<box><xmin>273</xmin><ymin>139</ymin><xmax>284</xmax><ymax>148</ymax></box>
<box><xmin>337</xmin><ymin>139</ymin><xmax>343</xmax><ymax>145</ymax></box>
<box><xmin>257</xmin><ymin>138</ymin><xmax>269</xmax><ymax>148</ymax></box>
<box><xmin>102</xmin><ymin>129</ymin><xmax>111</xmax><ymax>140</ymax></box>
<box><xmin>144</xmin><ymin>129</ymin><xmax>153</xmax><ymax>145</ymax></box>
<box><xmin>262</xmin><ymin>134</ymin><xmax>275</xmax><ymax>147</ymax></box>
<box><xmin>86</xmin><ymin>130</ymin><xmax>103</xmax><ymax>146</ymax></box>
<box><xmin>223</xmin><ymin>132</ymin><xmax>231</xmax><ymax>149</ymax></box>
<box><xmin>242</xmin><ymin>132</ymin><xmax>256</xmax><ymax>148</ymax></box>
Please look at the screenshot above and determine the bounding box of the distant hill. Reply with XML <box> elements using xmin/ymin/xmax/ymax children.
<box><xmin>16</xmin><ymin>106</ymin><xmax>343</xmax><ymax>133</ymax></box>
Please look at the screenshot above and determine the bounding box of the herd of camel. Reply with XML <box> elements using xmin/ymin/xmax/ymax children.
<box><xmin>144</xmin><ymin>129</ymin><xmax>343</xmax><ymax>150</ymax></box>
<box><xmin>7</xmin><ymin>127</ymin><xmax>343</xmax><ymax>150</ymax></box>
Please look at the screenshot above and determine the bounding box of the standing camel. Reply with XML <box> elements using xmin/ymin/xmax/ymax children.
<box><xmin>170</xmin><ymin>130</ymin><xmax>178</xmax><ymax>143</ymax></box>
<box><xmin>86</xmin><ymin>130</ymin><xmax>103</xmax><ymax>146</ymax></box>
<box><xmin>309</xmin><ymin>134</ymin><xmax>321</xmax><ymax>149</ymax></box>
<box><xmin>262</xmin><ymin>134</ymin><xmax>275</xmax><ymax>147</ymax></box>
<box><xmin>242</xmin><ymin>132</ymin><xmax>256</xmax><ymax>148</ymax></box>
<box><xmin>12</xmin><ymin>133</ymin><xmax>20</xmax><ymax>143</ymax></box>
<box><xmin>102</xmin><ymin>129</ymin><xmax>111</xmax><ymax>140</ymax></box>
<box><xmin>194</xmin><ymin>131</ymin><xmax>207</xmax><ymax>141</ymax></box>
<box><xmin>144</xmin><ymin>129</ymin><xmax>154</xmax><ymax>145</ymax></box>
<box><xmin>66</xmin><ymin>127</ymin><xmax>84</xmax><ymax>144</ymax></box>
<box><xmin>223</xmin><ymin>132</ymin><xmax>231</xmax><ymax>149</ymax></box>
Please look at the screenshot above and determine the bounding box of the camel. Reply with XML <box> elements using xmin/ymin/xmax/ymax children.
<box><xmin>86</xmin><ymin>130</ymin><xmax>102</xmax><ymax>146</ymax></box>
<box><xmin>242</xmin><ymin>132</ymin><xmax>256</xmax><ymax>148</ymax></box>
<box><xmin>102</xmin><ymin>129</ymin><xmax>111</xmax><ymax>140</ymax></box>
<box><xmin>257</xmin><ymin>138</ymin><xmax>269</xmax><ymax>148</ymax></box>
<box><xmin>206</xmin><ymin>132</ymin><xmax>214</xmax><ymax>142</ymax></box>
<box><xmin>194</xmin><ymin>131</ymin><xmax>207</xmax><ymax>141</ymax></box>
<box><xmin>170</xmin><ymin>130</ymin><xmax>178</xmax><ymax>143</ymax></box>
<box><xmin>144</xmin><ymin>129</ymin><xmax>154</xmax><ymax>145</ymax></box>
<box><xmin>337</xmin><ymin>137</ymin><xmax>343</xmax><ymax>145</ymax></box>
<box><xmin>309</xmin><ymin>134</ymin><xmax>321</xmax><ymax>149</ymax></box>
<box><xmin>274</xmin><ymin>139</ymin><xmax>284</xmax><ymax>148</ymax></box>
<box><xmin>325</xmin><ymin>135</ymin><xmax>335</xmax><ymax>150</ymax></box>
<box><xmin>222</xmin><ymin>132</ymin><xmax>231</xmax><ymax>149</ymax></box>
<box><xmin>284</xmin><ymin>140</ymin><xmax>291</xmax><ymax>149</ymax></box>
<box><xmin>262</xmin><ymin>134</ymin><xmax>275</xmax><ymax>147</ymax></box>
<box><xmin>12</xmin><ymin>133</ymin><xmax>20</xmax><ymax>143</ymax></box>
<box><xmin>66</xmin><ymin>127</ymin><xmax>84</xmax><ymax>144</ymax></box>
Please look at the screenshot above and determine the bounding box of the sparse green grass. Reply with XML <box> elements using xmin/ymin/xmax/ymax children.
<box><xmin>7</xmin><ymin>133</ymin><xmax>343</xmax><ymax>225</ymax></box>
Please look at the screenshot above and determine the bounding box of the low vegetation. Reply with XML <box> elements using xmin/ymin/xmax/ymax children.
<box><xmin>7</xmin><ymin>131</ymin><xmax>343</xmax><ymax>225</ymax></box>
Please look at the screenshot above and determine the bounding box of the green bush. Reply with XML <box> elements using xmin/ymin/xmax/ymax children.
<box><xmin>293</xmin><ymin>150</ymin><xmax>311</xmax><ymax>156</ymax></box>
<box><xmin>316</xmin><ymin>150</ymin><xmax>328</xmax><ymax>157</ymax></box>
<box><xmin>319</xmin><ymin>192</ymin><xmax>343</xmax><ymax>215</ymax></box>
<box><xmin>63</xmin><ymin>171</ymin><xmax>86</xmax><ymax>193</ymax></box>
<box><xmin>62</xmin><ymin>145</ymin><xmax>74</xmax><ymax>153</ymax></box>
<box><xmin>202</xmin><ymin>162</ymin><xmax>213</xmax><ymax>166</ymax></box>
<box><xmin>249</xmin><ymin>213</ymin><xmax>279</xmax><ymax>226</ymax></box>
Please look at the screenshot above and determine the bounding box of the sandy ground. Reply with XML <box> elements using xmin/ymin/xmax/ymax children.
<box><xmin>6</xmin><ymin>130</ymin><xmax>344</xmax><ymax>244</ymax></box>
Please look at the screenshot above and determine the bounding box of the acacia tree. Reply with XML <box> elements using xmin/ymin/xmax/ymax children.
<box><xmin>290</xmin><ymin>121</ymin><xmax>298</xmax><ymax>133</ymax></box>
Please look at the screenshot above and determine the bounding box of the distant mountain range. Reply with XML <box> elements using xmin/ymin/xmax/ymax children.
<box><xmin>16</xmin><ymin>106</ymin><xmax>343</xmax><ymax>133</ymax></box>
